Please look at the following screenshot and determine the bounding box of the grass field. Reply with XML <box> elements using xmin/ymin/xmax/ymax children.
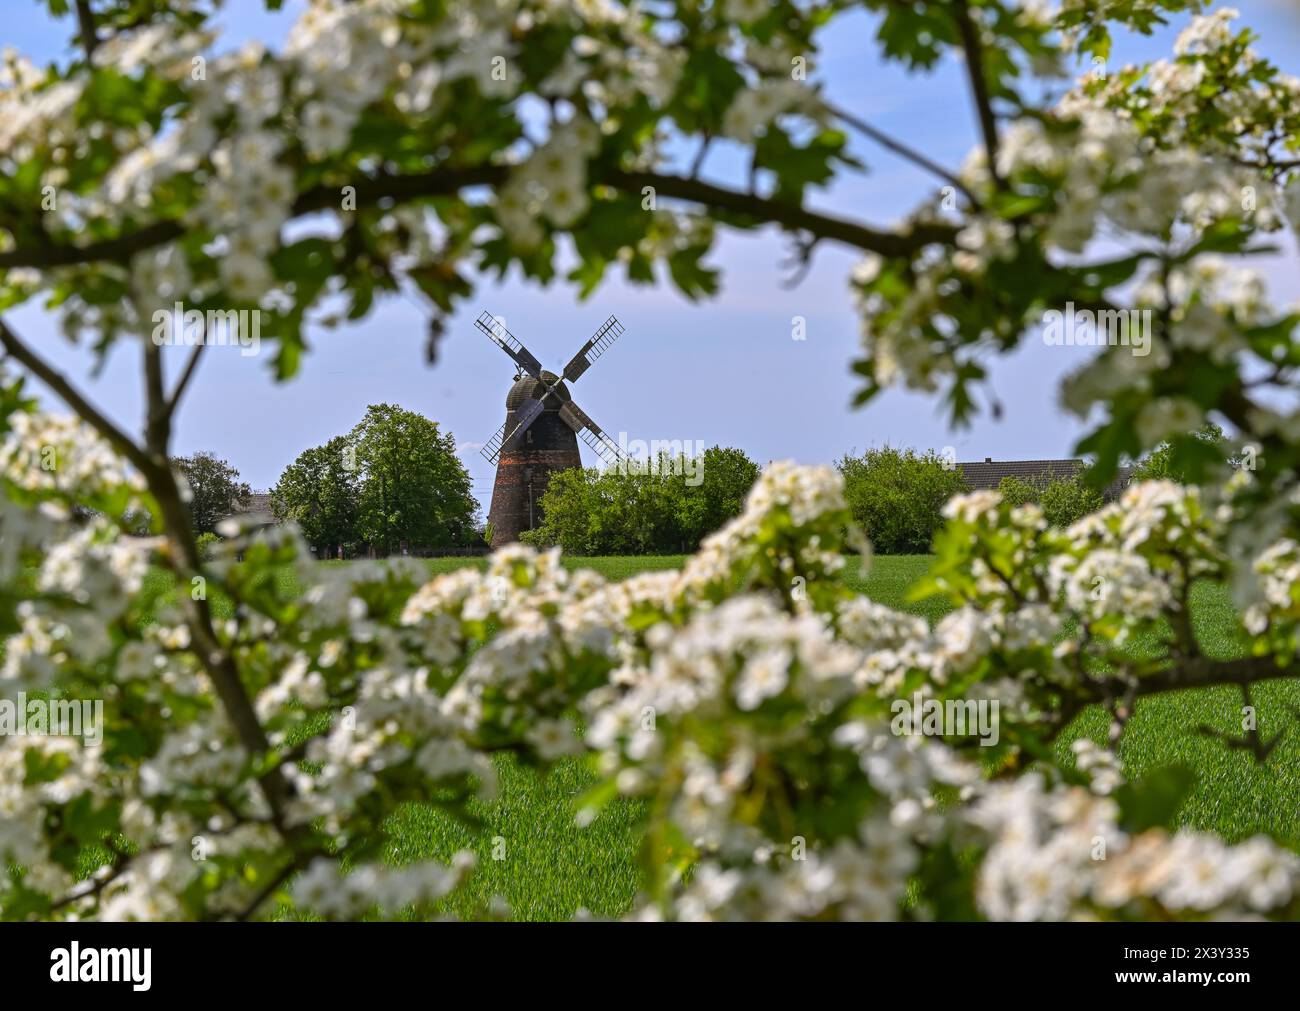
<box><xmin>194</xmin><ymin>555</ymin><xmax>1300</xmax><ymax>918</ymax></box>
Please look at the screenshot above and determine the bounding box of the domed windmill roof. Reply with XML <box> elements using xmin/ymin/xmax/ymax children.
<box><xmin>506</xmin><ymin>370</ymin><xmax>572</xmax><ymax>411</ymax></box>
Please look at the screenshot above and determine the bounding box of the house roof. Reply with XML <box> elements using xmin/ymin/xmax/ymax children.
<box><xmin>220</xmin><ymin>492</ymin><xmax>273</xmax><ymax>523</ymax></box>
<box><xmin>956</xmin><ymin>458</ymin><xmax>1084</xmax><ymax>490</ymax></box>
<box><xmin>956</xmin><ymin>459</ymin><xmax>1133</xmax><ymax>499</ymax></box>
<box><xmin>240</xmin><ymin>492</ymin><xmax>273</xmax><ymax>514</ymax></box>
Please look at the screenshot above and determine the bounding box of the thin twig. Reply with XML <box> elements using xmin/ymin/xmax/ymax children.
<box><xmin>824</xmin><ymin>100</ymin><xmax>980</xmax><ymax>207</ymax></box>
<box><xmin>235</xmin><ymin>853</ymin><xmax>318</xmax><ymax>922</ymax></box>
<box><xmin>166</xmin><ymin>342</ymin><xmax>206</xmax><ymax>418</ymax></box>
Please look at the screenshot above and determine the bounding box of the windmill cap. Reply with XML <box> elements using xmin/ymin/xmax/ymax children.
<box><xmin>506</xmin><ymin>371</ymin><xmax>572</xmax><ymax>411</ymax></box>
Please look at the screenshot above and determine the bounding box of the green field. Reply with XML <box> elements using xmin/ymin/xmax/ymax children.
<box><xmin>187</xmin><ymin>555</ymin><xmax>1300</xmax><ymax>918</ymax></box>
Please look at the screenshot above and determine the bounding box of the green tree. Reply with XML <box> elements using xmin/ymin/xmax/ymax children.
<box><xmin>996</xmin><ymin>475</ymin><xmax>1040</xmax><ymax>509</ymax></box>
<box><xmin>171</xmin><ymin>451</ymin><xmax>251</xmax><ymax>535</ymax></box>
<box><xmin>838</xmin><ymin>447</ymin><xmax>969</xmax><ymax>555</ymax></box>
<box><xmin>525</xmin><ymin>447</ymin><xmax>760</xmax><ymax>554</ymax></box>
<box><xmin>596</xmin><ymin>464</ymin><xmax>670</xmax><ymax>553</ymax></box>
<box><xmin>1131</xmin><ymin>423</ymin><xmax>1229</xmax><ymax>483</ymax></box>
<box><xmin>677</xmin><ymin>446</ymin><xmax>761</xmax><ymax>550</ymax></box>
<box><xmin>522</xmin><ymin>467</ymin><xmax>599</xmax><ymax>554</ymax></box>
<box><xmin>350</xmin><ymin>404</ymin><xmax>477</xmax><ymax>554</ymax></box>
<box><xmin>271</xmin><ymin>436</ymin><xmax>360</xmax><ymax>560</ymax></box>
<box><xmin>998</xmin><ymin>472</ymin><xmax>1105</xmax><ymax>528</ymax></box>
<box><xmin>1040</xmin><ymin>477</ymin><xmax>1104</xmax><ymax>528</ymax></box>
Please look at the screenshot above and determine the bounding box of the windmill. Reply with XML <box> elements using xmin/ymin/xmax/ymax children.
<box><xmin>475</xmin><ymin>310</ymin><xmax>630</xmax><ymax>547</ymax></box>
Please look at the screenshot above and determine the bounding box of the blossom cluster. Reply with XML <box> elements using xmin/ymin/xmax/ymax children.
<box><xmin>973</xmin><ymin>774</ymin><xmax>1297</xmax><ymax>921</ymax></box>
<box><xmin>1</xmin><ymin>0</ymin><xmax>832</xmax><ymax>364</ymax></box>
<box><xmin>848</xmin><ymin>7</ymin><xmax>1300</xmax><ymax>562</ymax></box>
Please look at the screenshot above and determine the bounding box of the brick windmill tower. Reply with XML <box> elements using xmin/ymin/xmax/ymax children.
<box><xmin>475</xmin><ymin>311</ymin><xmax>629</xmax><ymax>547</ymax></box>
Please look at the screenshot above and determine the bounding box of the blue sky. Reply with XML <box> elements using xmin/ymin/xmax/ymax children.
<box><xmin>7</xmin><ymin>1</ymin><xmax>1300</xmax><ymax>510</ymax></box>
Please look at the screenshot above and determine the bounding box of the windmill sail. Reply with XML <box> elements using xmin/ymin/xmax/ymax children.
<box><xmin>480</xmin><ymin>398</ymin><xmax>546</xmax><ymax>464</ymax></box>
<box><xmin>559</xmin><ymin>402</ymin><xmax>626</xmax><ymax>467</ymax></box>
<box><xmin>475</xmin><ymin>310</ymin><xmax>544</xmax><ymax>377</ymax></box>
<box><xmin>561</xmin><ymin>316</ymin><xmax>624</xmax><ymax>383</ymax></box>
<box><xmin>499</xmin><ymin>398</ymin><xmax>546</xmax><ymax>457</ymax></box>
<box><xmin>479</xmin><ymin>419</ymin><xmax>509</xmax><ymax>463</ymax></box>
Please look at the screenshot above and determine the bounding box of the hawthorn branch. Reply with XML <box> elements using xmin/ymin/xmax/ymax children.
<box><xmin>1040</xmin><ymin>655</ymin><xmax>1297</xmax><ymax>757</ymax></box>
<box><xmin>74</xmin><ymin>0</ymin><xmax>99</xmax><ymax>60</ymax></box>
<box><xmin>167</xmin><ymin>342</ymin><xmax>205</xmax><ymax>417</ymax></box>
<box><xmin>608</xmin><ymin>169</ymin><xmax>958</xmax><ymax>255</ymax></box>
<box><xmin>0</xmin><ymin>164</ymin><xmax>956</xmax><ymax>273</ymax></box>
<box><xmin>951</xmin><ymin>0</ymin><xmax>1003</xmax><ymax>189</ymax></box>
<box><xmin>0</xmin><ymin>315</ymin><xmax>299</xmax><ymax>837</ymax></box>
<box><xmin>233</xmin><ymin>851</ymin><xmax>320</xmax><ymax>922</ymax></box>
<box><xmin>0</xmin><ymin>316</ymin><xmax>157</xmax><ymax>480</ymax></box>
<box><xmin>1088</xmin><ymin>655</ymin><xmax>1298</xmax><ymax>702</ymax></box>
<box><xmin>48</xmin><ymin>844</ymin><xmax>167</xmax><ymax>913</ymax></box>
<box><xmin>0</xmin><ymin>165</ymin><xmax>505</xmax><ymax>271</ymax></box>
<box><xmin>142</xmin><ymin>339</ymin><xmax>169</xmax><ymax>462</ymax></box>
<box><xmin>134</xmin><ymin>342</ymin><xmax>300</xmax><ymax>832</ymax></box>
<box><xmin>0</xmin><ymin>219</ymin><xmax>182</xmax><ymax>270</ymax></box>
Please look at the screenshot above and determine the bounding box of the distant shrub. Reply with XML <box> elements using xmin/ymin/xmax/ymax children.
<box><xmin>996</xmin><ymin>474</ymin><xmax>1104</xmax><ymax>528</ymax></box>
<box><xmin>1130</xmin><ymin>422</ymin><xmax>1228</xmax><ymax>483</ymax></box>
<box><xmin>837</xmin><ymin>447</ymin><xmax>969</xmax><ymax>554</ymax></box>
<box><xmin>996</xmin><ymin>475</ymin><xmax>1039</xmax><ymax>509</ymax></box>
<box><xmin>524</xmin><ymin>446</ymin><xmax>760</xmax><ymax>554</ymax></box>
<box><xmin>1040</xmin><ymin>476</ymin><xmax>1104</xmax><ymax>528</ymax></box>
<box><xmin>196</xmin><ymin>531</ymin><xmax>220</xmax><ymax>560</ymax></box>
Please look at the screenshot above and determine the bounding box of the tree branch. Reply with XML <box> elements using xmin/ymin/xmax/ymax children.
<box><xmin>0</xmin><ymin>165</ymin><xmax>505</xmax><ymax>271</ymax></box>
<box><xmin>951</xmin><ymin>0</ymin><xmax>1003</xmax><ymax>189</ymax></box>
<box><xmin>0</xmin><ymin>219</ymin><xmax>182</xmax><ymax>271</ymax></box>
<box><xmin>1091</xmin><ymin>655</ymin><xmax>1298</xmax><ymax>701</ymax></box>
<box><xmin>0</xmin><ymin>316</ymin><xmax>159</xmax><ymax>480</ymax></box>
<box><xmin>0</xmin><ymin>314</ymin><xmax>301</xmax><ymax>838</ymax></box>
<box><xmin>608</xmin><ymin>169</ymin><xmax>958</xmax><ymax>255</ymax></box>
<box><xmin>74</xmin><ymin>0</ymin><xmax>99</xmax><ymax>60</ymax></box>
<box><xmin>142</xmin><ymin>338</ymin><xmax>169</xmax><ymax>463</ymax></box>
<box><xmin>48</xmin><ymin>844</ymin><xmax>166</xmax><ymax>913</ymax></box>
<box><xmin>234</xmin><ymin>851</ymin><xmax>319</xmax><ymax>922</ymax></box>
<box><xmin>131</xmin><ymin>342</ymin><xmax>300</xmax><ymax>833</ymax></box>
<box><xmin>166</xmin><ymin>342</ymin><xmax>205</xmax><ymax>418</ymax></box>
<box><xmin>0</xmin><ymin>163</ymin><xmax>955</xmax><ymax>273</ymax></box>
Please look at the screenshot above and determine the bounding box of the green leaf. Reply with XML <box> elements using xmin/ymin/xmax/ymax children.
<box><xmin>1115</xmin><ymin>764</ymin><xmax>1196</xmax><ymax>833</ymax></box>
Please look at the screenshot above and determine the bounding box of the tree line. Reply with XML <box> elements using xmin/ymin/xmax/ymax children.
<box><xmin>836</xmin><ymin>447</ymin><xmax>1112</xmax><ymax>555</ymax></box>
<box><xmin>177</xmin><ymin>418</ymin><xmax>1208</xmax><ymax>559</ymax></box>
